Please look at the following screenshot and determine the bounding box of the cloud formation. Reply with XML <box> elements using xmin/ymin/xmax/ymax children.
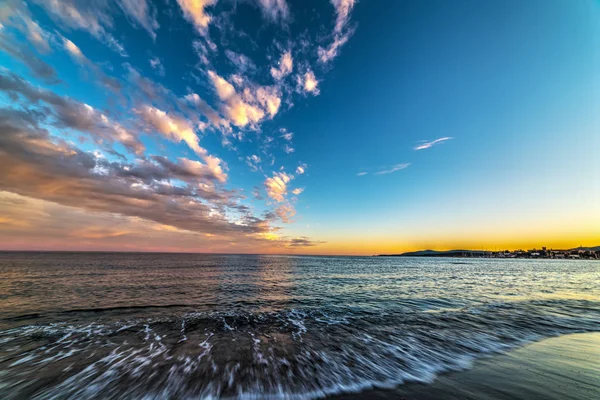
<box><xmin>414</xmin><ymin>137</ymin><xmax>453</xmax><ymax>150</ymax></box>
<box><xmin>301</xmin><ymin>70</ymin><xmax>319</xmax><ymax>95</ymax></box>
<box><xmin>257</xmin><ymin>0</ymin><xmax>290</xmax><ymax>23</ymax></box>
<box><xmin>0</xmin><ymin>107</ymin><xmax>261</xmax><ymax>237</ymax></box>
<box><xmin>264</xmin><ymin>171</ymin><xmax>293</xmax><ymax>202</ymax></box>
<box><xmin>270</xmin><ymin>50</ymin><xmax>293</xmax><ymax>80</ymax></box>
<box><xmin>374</xmin><ymin>163</ymin><xmax>411</xmax><ymax>175</ymax></box>
<box><xmin>318</xmin><ymin>0</ymin><xmax>356</xmax><ymax>63</ymax></box>
<box><xmin>0</xmin><ymin>0</ymin><xmax>359</xmax><ymax>252</ymax></box>
<box><xmin>0</xmin><ymin>35</ymin><xmax>58</xmax><ymax>82</ymax></box>
<box><xmin>0</xmin><ymin>70</ymin><xmax>141</xmax><ymax>153</ymax></box>
<box><xmin>207</xmin><ymin>70</ymin><xmax>283</xmax><ymax>128</ymax></box>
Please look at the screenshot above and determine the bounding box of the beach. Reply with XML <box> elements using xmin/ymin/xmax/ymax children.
<box><xmin>337</xmin><ymin>332</ymin><xmax>600</xmax><ymax>400</ymax></box>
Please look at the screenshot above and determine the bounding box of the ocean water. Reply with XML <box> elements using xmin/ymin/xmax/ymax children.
<box><xmin>0</xmin><ymin>252</ymin><xmax>599</xmax><ymax>399</ymax></box>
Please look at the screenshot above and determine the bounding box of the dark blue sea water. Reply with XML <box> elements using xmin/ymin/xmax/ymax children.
<box><xmin>1</xmin><ymin>252</ymin><xmax>599</xmax><ymax>399</ymax></box>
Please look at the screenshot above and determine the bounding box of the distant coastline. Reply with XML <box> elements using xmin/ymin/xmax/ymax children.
<box><xmin>378</xmin><ymin>246</ymin><xmax>600</xmax><ymax>260</ymax></box>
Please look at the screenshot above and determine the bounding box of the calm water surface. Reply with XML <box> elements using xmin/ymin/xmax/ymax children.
<box><xmin>1</xmin><ymin>252</ymin><xmax>599</xmax><ymax>399</ymax></box>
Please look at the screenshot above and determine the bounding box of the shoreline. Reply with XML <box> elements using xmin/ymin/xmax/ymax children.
<box><xmin>329</xmin><ymin>332</ymin><xmax>600</xmax><ymax>400</ymax></box>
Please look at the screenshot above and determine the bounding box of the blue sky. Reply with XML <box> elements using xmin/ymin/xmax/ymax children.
<box><xmin>0</xmin><ymin>0</ymin><xmax>598</xmax><ymax>254</ymax></box>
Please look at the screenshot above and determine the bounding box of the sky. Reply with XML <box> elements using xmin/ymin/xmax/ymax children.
<box><xmin>0</xmin><ymin>0</ymin><xmax>599</xmax><ymax>255</ymax></box>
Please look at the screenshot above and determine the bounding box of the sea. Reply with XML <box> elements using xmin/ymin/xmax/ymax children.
<box><xmin>1</xmin><ymin>252</ymin><xmax>599</xmax><ymax>399</ymax></box>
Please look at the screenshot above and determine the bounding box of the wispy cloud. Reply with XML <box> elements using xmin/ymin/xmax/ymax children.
<box><xmin>356</xmin><ymin>171</ymin><xmax>367</xmax><ymax>176</ymax></box>
<box><xmin>414</xmin><ymin>137</ymin><xmax>453</xmax><ymax>150</ymax></box>
<box><xmin>374</xmin><ymin>163</ymin><xmax>411</xmax><ymax>175</ymax></box>
<box><xmin>149</xmin><ymin>57</ymin><xmax>165</xmax><ymax>76</ymax></box>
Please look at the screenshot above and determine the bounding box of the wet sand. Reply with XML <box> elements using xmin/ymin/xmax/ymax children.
<box><xmin>333</xmin><ymin>332</ymin><xmax>600</xmax><ymax>400</ymax></box>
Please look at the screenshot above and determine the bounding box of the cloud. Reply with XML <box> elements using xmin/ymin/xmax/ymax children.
<box><xmin>318</xmin><ymin>30</ymin><xmax>352</xmax><ymax>63</ymax></box>
<box><xmin>356</xmin><ymin>171</ymin><xmax>367</xmax><ymax>176</ymax></box>
<box><xmin>374</xmin><ymin>163</ymin><xmax>411</xmax><ymax>175</ymax></box>
<box><xmin>149</xmin><ymin>57</ymin><xmax>165</xmax><ymax>76</ymax></box>
<box><xmin>0</xmin><ymin>36</ymin><xmax>58</xmax><ymax>83</ymax></box>
<box><xmin>32</xmin><ymin>0</ymin><xmax>128</xmax><ymax>56</ymax></box>
<box><xmin>257</xmin><ymin>0</ymin><xmax>290</xmax><ymax>23</ymax></box>
<box><xmin>275</xmin><ymin>203</ymin><xmax>295</xmax><ymax>223</ymax></box>
<box><xmin>292</xmin><ymin>188</ymin><xmax>304</xmax><ymax>195</ymax></box>
<box><xmin>0</xmin><ymin>1</ymin><xmax>52</xmax><ymax>53</ymax></box>
<box><xmin>280</xmin><ymin>128</ymin><xmax>293</xmax><ymax>141</ymax></box>
<box><xmin>318</xmin><ymin>0</ymin><xmax>356</xmax><ymax>63</ymax></box>
<box><xmin>301</xmin><ymin>70</ymin><xmax>319</xmax><ymax>95</ymax></box>
<box><xmin>254</xmin><ymin>86</ymin><xmax>282</xmax><ymax>117</ymax></box>
<box><xmin>270</xmin><ymin>50</ymin><xmax>293</xmax><ymax>80</ymax></box>
<box><xmin>58</xmin><ymin>35</ymin><xmax>122</xmax><ymax>93</ymax></box>
<box><xmin>245</xmin><ymin>154</ymin><xmax>261</xmax><ymax>172</ymax></box>
<box><xmin>0</xmin><ymin>70</ymin><xmax>142</xmax><ymax>153</ymax></box>
<box><xmin>264</xmin><ymin>171</ymin><xmax>293</xmax><ymax>202</ymax></box>
<box><xmin>153</xmin><ymin>155</ymin><xmax>227</xmax><ymax>184</ymax></box>
<box><xmin>414</xmin><ymin>137</ymin><xmax>453</xmax><ymax>150</ymax></box>
<box><xmin>331</xmin><ymin>0</ymin><xmax>355</xmax><ymax>34</ymax></box>
<box><xmin>287</xmin><ymin>236</ymin><xmax>325</xmax><ymax>247</ymax></box>
<box><xmin>62</xmin><ymin>36</ymin><xmax>85</xmax><ymax>61</ymax></box>
<box><xmin>207</xmin><ymin>70</ymin><xmax>283</xmax><ymax>128</ymax></box>
<box><xmin>118</xmin><ymin>0</ymin><xmax>159</xmax><ymax>40</ymax></box>
<box><xmin>176</xmin><ymin>0</ymin><xmax>217</xmax><ymax>35</ymax></box>
<box><xmin>296</xmin><ymin>164</ymin><xmax>306</xmax><ymax>175</ymax></box>
<box><xmin>252</xmin><ymin>186</ymin><xmax>264</xmax><ymax>200</ymax></box>
<box><xmin>0</xmin><ymin>108</ymin><xmax>264</xmax><ymax>238</ymax></box>
<box><xmin>136</xmin><ymin>105</ymin><xmax>206</xmax><ymax>156</ymax></box>
<box><xmin>225</xmin><ymin>50</ymin><xmax>256</xmax><ymax>73</ymax></box>
<box><xmin>184</xmin><ymin>92</ymin><xmax>226</xmax><ymax>128</ymax></box>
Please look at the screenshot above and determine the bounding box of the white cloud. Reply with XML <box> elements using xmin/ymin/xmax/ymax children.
<box><xmin>176</xmin><ymin>0</ymin><xmax>217</xmax><ymax>35</ymax></box>
<box><xmin>292</xmin><ymin>188</ymin><xmax>304</xmax><ymax>195</ymax></box>
<box><xmin>356</xmin><ymin>171</ymin><xmax>367</xmax><ymax>176</ymax></box>
<box><xmin>374</xmin><ymin>163</ymin><xmax>411</xmax><ymax>175</ymax></box>
<box><xmin>270</xmin><ymin>50</ymin><xmax>293</xmax><ymax>80</ymax></box>
<box><xmin>414</xmin><ymin>137</ymin><xmax>453</xmax><ymax>150</ymax></box>
<box><xmin>149</xmin><ymin>57</ymin><xmax>165</xmax><ymax>76</ymax></box>
<box><xmin>257</xmin><ymin>0</ymin><xmax>290</xmax><ymax>23</ymax></box>
<box><xmin>264</xmin><ymin>171</ymin><xmax>293</xmax><ymax>202</ymax></box>
<box><xmin>296</xmin><ymin>164</ymin><xmax>306</xmax><ymax>175</ymax></box>
<box><xmin>302</xmin><ymin>70</ymin><xmax>319</xmax><ymax>95</ymax></box>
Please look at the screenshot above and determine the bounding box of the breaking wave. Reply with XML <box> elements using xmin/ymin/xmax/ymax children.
<box><xmin>1</xmin><ymin>299</ymin><xmax>599</xmax><ymax>399</ymax></box>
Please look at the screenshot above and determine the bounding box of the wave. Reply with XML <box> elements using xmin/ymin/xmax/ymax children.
<box><xmin>1</xmin><ymin>299</ymin><xmax>599</xmax><ymax>399</ymax></box>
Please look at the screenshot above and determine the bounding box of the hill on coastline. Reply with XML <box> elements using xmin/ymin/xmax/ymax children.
<box><xmin>378</xmin><ymin>246</ymin><xmax>600</xmax><ymax>257</ymax></box>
